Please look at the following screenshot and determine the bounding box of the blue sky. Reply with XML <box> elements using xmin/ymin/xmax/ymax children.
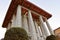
<box><xmin>0</xmin><ymin>0</ymin><xmax>60</xmax><ymax>39</ymax></box>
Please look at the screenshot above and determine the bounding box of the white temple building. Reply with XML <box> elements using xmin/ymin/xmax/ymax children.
<box><xmin>2</xmin><ymin>0</ymin><xmax>54</xmax><ymax>40</ymax></box>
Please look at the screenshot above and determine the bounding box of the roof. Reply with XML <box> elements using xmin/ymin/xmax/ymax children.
<box><xmin>54</xmin><ymin>27</ymin><xmax>60</xmax><ymax>35</ymax></box>
<box><xmin>2</xmin><ymin>0</ymin><xmax>52</xmax><ymax>28</ymax></box>
<box><xmin>54</xmin><ymin>27</ymin><xmax>60</xmax><ymax>32</ymax></box>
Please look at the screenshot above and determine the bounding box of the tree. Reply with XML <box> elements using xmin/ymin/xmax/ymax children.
<box><xmin>4</xmin><ymin>27</ymin><xmax>29</xmax><ymax>40</ymax></box>
<box><xmin>46</xmin><ymin>35</ymin><xmax>56</xmax><ymax>40</ymax></box>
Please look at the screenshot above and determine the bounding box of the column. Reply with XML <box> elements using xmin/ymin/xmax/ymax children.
<box><xmin>28</xmin><ymin>10</ymin><xmax>37</xmax><ymax>40</ymax></box>
<box><xmin>22</xmin><ymin>14</ymin><xmax>29</xmax><ymax>34</ymax></box>
<box><xmin>11</xmin><ymin>14</ymin><xmax>16</xmax><ymax>27</ymax></box>
<box><xmin>34</xmin><ymin>21</ymin><xmax>42</xmax><ymax>40</ymax></box>
<box><xmin>44</xmin><ymin>18</ymin><xmax>54</xmax><ymax>35</ymax></box>
<box><xmin>38</xmin><ymin>27</ymin><xmax>45</xmax><ymax>40</ymax></box>
<box><xmin>7</xmin><ymin>14</ymin><xmax>16</xmax><ymax>29</ymax></box>
<box><xmin>39</xmin><ymin>15</ymin><xmax>49</xmax><ymax>38</ymax></box>
<box><xmin>15</xmin><ymin>5</ymin><xmax>22</xmax><ymax>27</ymax></box>
<box><xmin>7</xmin><ymin>23</ymin><xmax>11</xmax><ymax>30</ymax></box>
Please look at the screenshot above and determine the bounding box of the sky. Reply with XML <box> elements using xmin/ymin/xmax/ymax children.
<box><xmin>0</xmin><ymin>0</ymin><xmax>60</xmax><ymax>39</ymax></box>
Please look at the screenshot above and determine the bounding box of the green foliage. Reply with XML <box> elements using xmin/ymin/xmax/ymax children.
<box><xmin>46</xmin><ymin>35</ymin><xmax>56</xmax><ymax>40</ymax></box>
<box><xmin>4</xmin><ymin>27</ymin><xmax>29</xmax><ymax>40</ymax></box>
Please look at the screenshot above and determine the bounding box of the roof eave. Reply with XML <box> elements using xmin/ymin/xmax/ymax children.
<box><xmin>2</xmin><ymin>0</ymin><xmax>52</xmax><ymax>28</ymax></box>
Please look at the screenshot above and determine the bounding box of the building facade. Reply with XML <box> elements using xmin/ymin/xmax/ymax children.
<box><xmin>2</xmin><ymin>0</ymin><xmax>53</xmax><ymax>40</ymax></box>
<box><xmin>54</xmin><ymin>27</ymin><xmax>60</xmax><ymax>40</ymax></box>
<box><xmin>54</xmin><ymin>27</ymin><xmax>60</xmax><ymax>36</ymax></box>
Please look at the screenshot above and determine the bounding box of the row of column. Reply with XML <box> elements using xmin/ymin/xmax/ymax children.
<box><xmin>7</xmin><ymin>5</ymin><xmax>54</xmax><ymax>40</ymax></box>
